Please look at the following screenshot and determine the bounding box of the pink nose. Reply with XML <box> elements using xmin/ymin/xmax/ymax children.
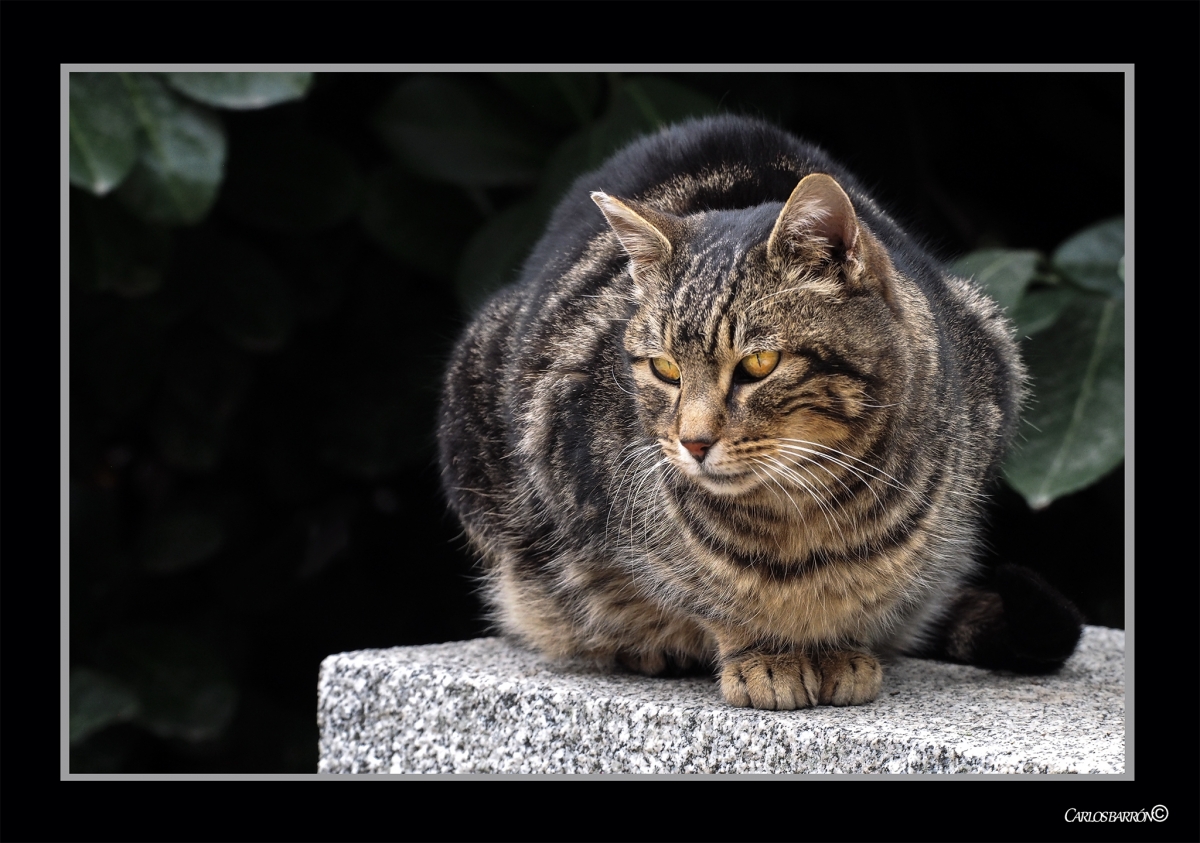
<box><xmin>682</xmin><ymin>440</ymin><xmax>712</xmax><ymax>461</ymax></box>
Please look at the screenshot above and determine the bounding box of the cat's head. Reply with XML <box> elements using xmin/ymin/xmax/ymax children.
<box><xmin>593</xmin><ymin>174</ymin><xmax>912</xmax><ymax>498</ymax></box>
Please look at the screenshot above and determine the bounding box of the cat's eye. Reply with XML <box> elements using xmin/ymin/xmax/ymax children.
<box><xmin>738</xmin><ymin>351</ymin><xmax>780</xmax><ymax>380</ymax></box>
<box><xmin>650</xmin><ymin>357</ymin><xmax>681</xmax><ymax>384</ymax></box>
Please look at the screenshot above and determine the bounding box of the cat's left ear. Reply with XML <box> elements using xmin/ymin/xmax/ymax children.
<box><xmin>592</xmin><ymin>192</ymin><xmax>682</xmax><ymax>279</ymax></box>
<box><xmin>767</xmin><ymin>174</ymin><xmax>860</xmax><ymax>265</ymax></box>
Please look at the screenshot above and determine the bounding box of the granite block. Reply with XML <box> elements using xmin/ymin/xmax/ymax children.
<box><xmin>317</xmin><ymin>625</ymin><xmax>1124</xmax><ymax>774</ymax></box>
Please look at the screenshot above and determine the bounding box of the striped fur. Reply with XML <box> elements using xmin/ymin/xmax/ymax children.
<box><xmin>438</xmin><ymin>116</ymin><xmax>1080</xmax><ymax>709</ymax></box>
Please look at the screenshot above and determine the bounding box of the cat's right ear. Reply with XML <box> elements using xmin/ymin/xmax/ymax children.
<box><xmin>592</xmin><ymin>192</ymin><xmax>679</xmax><ymax>280</ymax></box>
<box><xmin>767</xmin><ymin>174</ymin><xmax>860</xmax><ymax>266</ymax></box>
<box><xmin>767</xmin><ymin>174</ymin><xmax>896</xmax><ymax>303</ymax></box>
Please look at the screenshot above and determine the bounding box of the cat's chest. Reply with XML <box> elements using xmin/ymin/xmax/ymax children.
<box><xmin>662</xmin><ymin>480</ymin><xmax>879</xmax><ymax>564</ymax></box>
<box><xmin>645</xmin><ymin>530</ymin><xmax>905</xmax><ymax>643</ymax></box>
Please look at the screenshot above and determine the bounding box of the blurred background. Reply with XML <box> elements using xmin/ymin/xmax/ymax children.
<box><xmin>68</xmin><ymin>71</ymin><xmax>1126</xmax><ymax>772</ymax></box>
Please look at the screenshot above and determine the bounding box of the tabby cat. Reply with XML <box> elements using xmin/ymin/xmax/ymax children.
<box><xmin>438</xmin><ymin>115</ymin><xmax>1081</xmax><ymax>709</ymax></box>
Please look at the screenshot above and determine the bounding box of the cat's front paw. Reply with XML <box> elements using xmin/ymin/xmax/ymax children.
<box><xmin>720</xmin><ymin>651</ymin><xmax>820</xmax><ymax>710</ymax></box>
<box><xmin>719</xmin><ymin>649</ymin><xmax>882</xmax><ymax>708</ymax></box>
<box><xmin>816</xmin><ymin>649</ymin><xmax>882</xmax><ymax>706</ymax></box>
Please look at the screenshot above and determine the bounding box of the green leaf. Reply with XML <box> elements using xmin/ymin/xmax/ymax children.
<box><xmin>99</xmin><ymin>627</ymin><xmax>237</xmax><ymax>743</ymax></box>
<box><xmin>534</xmin><ymin>126</ymin><xmax>621</xmax><ymax>206</ymax></box>
<box><xmin>1004</xmin><ymin>294</ymin><xmax>1125</xmax><ymax>509</ymax></box>
<box><xmin>115</xmin><ymin>73</ymin><xmax>227</xmax><ymax>226</ymax></box>
<box><xmin>491</xmin><ymin>72</ymin><xmax>601</xmax><ymax>128</ymax></box>
<box><xmin>69</xmin><ymin>72</ymin><xmax>140</xmax><ymax>195</ymax></box>
<box><xmin>126</xmin><ymin>256</ymin><xmax>207</xmax><ymax>329</ymax></box>
<box><xmin>1052</xmin><ymin>217</ymin><xmax>1124</xmax><ymax>298</ymax></box>
<box><xmin>80</xmin><ymin>308</ymin><xmax>166</xmax><ymax>419</ymax></box>
<box><xmin>158</xmin><ymin>337</ymin><xmax>254</xmax><ymax>416</ymax></box>
<box><xmin>163</xmin><ymin>72</ymin><xmax>314</xmax><ymax>110</ymax></box>
<box><xmin>361</xmin><ymin>166</ymin><xmax>482</xmax><ymax>277</ymax></box>
<box><xmin>69</xmin><ymin>192</ymin><xmax>100</xmax><ymax>294</ymax></box>
<box><xmin>274</xmin><ymin>232</ymin><xmax>356</xmax><ymax>323</ymax></box>
<box><xmin>69</xmin><ymin>726</ymin><xmax>137</xmax><ymax>772</ymax></box>
<box><xmin>447</xmin><ymin>76</ymin><xmax>718</xmax><ymax>313</ymax></box>
<box><xmin>1012</xmin><ymin>284</ymin><xmax>1075</xmax><ymax>337</ymax></box>
<box><xmin>317</xmin><ymin>370</ymin><xmax>433</xmax><ymax>479</ymax></box>
<box><xmin>77</xmin><ymin>196</ymin><xmax>173</xmax><ymax>297</ymax></box>
<box><xmin>455</xmin><ymin>199</ymin><xmax>549</xmax><ymax>313</ymax></box>
<box><xmin>952</xmin><ymin>249</ymin><xmax>1041</xmax><ymax>314</ymax></box>
<box><xmin>220</xmin><ymin>128</ymin><xmax>362</xmax><ymax>232</ymax></box>
<box><xmin>151</xmin><ymin>406</ymin><xmax>226</xmax><ymax>474</ymax></box>
<box><xmin>70</xmin><ymin>668</ymin><xmax>141</xmax><ymax>745</ymax></box>
<box><xmin>612</xmin><ymin>76</ymin><xmax>717</xmax><ymax>131</ymax></box>
<box><xmin>533</xmin><ymin>76</ymin><xmax>718</xmax><ymax>204</ymax></box>
<box><xmin>151</xmin><ymin>331</ymin><xmax>254</xmax><ymax>472</ymax></box>
<box><xmin>374</xmin><ymin>76</ymin><xmax>549</xmax><ymax>187</ymax></box>
<box><xmin>187</xmin><ymin>231</ymin><xmax>295</xmax><ymax>351</ymax></box>
<box><xmin>138</xmin><ymin>507</ymin><xmax>226</xmax><ymax>574</ymax></box>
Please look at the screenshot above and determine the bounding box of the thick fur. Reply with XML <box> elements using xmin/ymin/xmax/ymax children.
<box><xmin>438</xmin><ymin>115</ymin><xmax>1081</xmax><ymax>709</ymax></box>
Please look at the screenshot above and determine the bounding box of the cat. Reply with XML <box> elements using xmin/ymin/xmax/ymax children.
<box><xmin>437</xmin><ymin>115</ymin><xmax>1082</xmax><ymax>710</ymax></box>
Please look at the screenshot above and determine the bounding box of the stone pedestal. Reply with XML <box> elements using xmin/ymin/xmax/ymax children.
<box><xmin>318</xmin><ymin>626</ymin><xmax>1124</xmax><ymax>774</ymax></box>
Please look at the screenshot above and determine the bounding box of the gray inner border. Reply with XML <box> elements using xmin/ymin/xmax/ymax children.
<box><xmin>60</xmin><ymin>63</ymin><xmax>1134</xmax><ymax>783</ymax></box>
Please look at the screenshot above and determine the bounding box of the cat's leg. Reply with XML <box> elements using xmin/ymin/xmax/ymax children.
<box><xmin>606</xmin><ymin>612</ymin><xmax>715</xmax><ymax>677</ymax></box>
<box><xmin>615</xmin><ymin>648</ymin><xmax>709</xmax><ymax>677</ymax></box>
<box><xmin>912</xmin><ymin>565</ymin><xmax>1083</xmax><ymax>673</ymax></box>
<box><xmin>569</xmin><ymin>581</ymin><xmax>716</xmax><ymax>676</ymax></box>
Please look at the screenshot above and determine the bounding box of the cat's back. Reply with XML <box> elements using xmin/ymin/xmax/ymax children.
<box><xmin>523</xmin><ymin>116</ymin><xmax>908</xmax><ymax>290</ymax></box>
<box><xmin>515</xmin><ymin>117</ymin><xmax>971</xmax><ymax>357</ymax></box>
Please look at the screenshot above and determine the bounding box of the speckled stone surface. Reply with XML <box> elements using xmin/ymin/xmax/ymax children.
<box><xmin>317</xmin><ymin>625</ymin><xmax>1123</xmax><ymax>774</ymax></box>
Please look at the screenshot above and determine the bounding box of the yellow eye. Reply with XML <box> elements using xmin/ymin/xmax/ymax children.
<box><xmin>650</xmin><ymin>357</ymin><xmax>681</xmax><ymax>384</ymax></box>
<box><xmin>739</xmin><ymin>351</ymin><xmax>780</xmax><ymax>380</ymax></box>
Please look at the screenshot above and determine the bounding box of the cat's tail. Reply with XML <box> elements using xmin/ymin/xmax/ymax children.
<box><xmin>918</xmin><ymin>565</ymin><xmax>1085</xmax><ymax>673</ymax></box>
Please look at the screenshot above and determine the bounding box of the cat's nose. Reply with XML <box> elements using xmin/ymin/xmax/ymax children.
<box><xmin>682</xmin><ymin>439</ymin><xmax>714</xmax><ymax>462</ymax></box>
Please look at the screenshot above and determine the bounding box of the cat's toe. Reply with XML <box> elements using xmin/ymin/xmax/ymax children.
<box><xmin>817</xmin><ymin>650</ymin><xmax>882</xmax><ymax>706</ymax></box>
<box><xmin>720</xmin><ymin>652</ymin><xmax>820</xmax><ymax>710</ymax></box>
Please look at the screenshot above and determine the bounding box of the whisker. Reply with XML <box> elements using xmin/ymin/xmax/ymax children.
<box><xmin>610</xmin><ymin>365</ymin><xmax>637</xmax><ymax>396</ymax></box>
<box><xmin>775</xmin><ymin>438</ymin><xmax>910</xmax><ymax>491</ymax></box>
<box><xmin>750</xmin><ymin>454</ymin><xmax>841</xmax><ymax>542</ymax></box>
